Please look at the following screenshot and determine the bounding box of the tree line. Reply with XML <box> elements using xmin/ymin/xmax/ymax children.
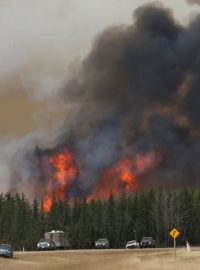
<box><xmin>0</xmin><ymin>188</ymin><xmax>199</xmax><ymax>250</ymax></box>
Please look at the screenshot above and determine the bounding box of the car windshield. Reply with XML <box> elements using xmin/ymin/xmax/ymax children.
<box><xmin>127</xmin><ymin>240</ymin><xmax>136</xmax><ymax>244</ymax></box>
<box><xmin>39</xmin><ymin>239</ymin><xmax>50</xmax><ymax>243</ymax></box>
<box><xmin>97</xmin><ymin>239</ymin><xmax>108</xmax><ymax>242</ymax></box>
<box><xmin>0</xmin><ymin>244</ymin><xmax>11</xmax><ymax>250</ymax></box>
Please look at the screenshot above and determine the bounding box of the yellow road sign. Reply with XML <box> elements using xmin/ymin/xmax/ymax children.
<box><xmin>169</xmin><ymin>228</ymin><xmax>180</xmax><ymax>239</ymax></box>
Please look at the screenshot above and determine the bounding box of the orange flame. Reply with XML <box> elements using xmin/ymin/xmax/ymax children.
<box><xmin>42</xmin><ymin>196</ymin><xmax>52</xmax><ymax>212</ymax></box>
<box><xmin>87</xmin><ymin>159</ymin><xmax>137</xmax><ymax>202</ymax></box>
<box><xmin>87</xmin><ymin>151</ymin><xmax>161</xmax><ymax>202</ymax></box>
<box><xmin>42</xmin><ymin>149</ymin><xmax>162</xmax><ymax>211</ymax></box>
<box><xmin>42</xmin><ymin>149</ymin><xmax>78</xmax><ymax>212</ymax></box>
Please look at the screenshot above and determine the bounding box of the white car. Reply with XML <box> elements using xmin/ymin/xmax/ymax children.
<box><xmin>126</xmin><ymin>240</ymin><xmax>140</xmax><ymax>249</ymax></box>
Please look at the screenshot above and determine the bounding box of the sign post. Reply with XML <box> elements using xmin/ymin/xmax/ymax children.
<box><xmin>169</xmin><ymin>228</ymin><xmax>180</xmax><ymax>259</ymax></box>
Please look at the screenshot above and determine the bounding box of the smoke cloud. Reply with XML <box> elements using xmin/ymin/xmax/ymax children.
<box><xmin>9</xmin><ymin>2</ymin><xmax>200</xmax><ymax>200</ymax></box>
<box><xmin>61</xmin><ymin>3</ymin><xmax>200</xmax><ymax>190</ymax></box>
<box><xmin>0</xmin><ymin>0</ymin><xmax>144</xmax><ymax>198</ymax></box>
<box><xmin>0</xmin><ymin>132</ymin><xmax>48</xmax><ymax>198</ymax></box>
<box><xmin>0</xmin><ymin>0</ymin><xmax>135</xmax><ymax>101</ymax></box>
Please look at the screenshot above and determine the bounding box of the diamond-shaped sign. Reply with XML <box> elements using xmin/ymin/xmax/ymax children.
<box><xmin>169</xmin><ymin>228</ymin><xmax>180</xmax><ymax>239</ymax></box>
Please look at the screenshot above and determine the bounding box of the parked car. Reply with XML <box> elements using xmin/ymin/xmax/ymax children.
<box><xmin>0</xmin><ymin>244</ymin><xmax>14</xmax><ymax>258</ymax></box>
<box><xmin>95</xmin><ymin>238</ymin><xmax>110</xmax><ymax>249</ymax></box>
<box><xmin>140</xmin><ymin>237</ymin><xmax>155</xmax><ymax>248</ymax></box>
<box><xmin>37</xmin><ymin>239</ymin><xmax>56</xmax><ymax>251</ymax></box>
<box><xmin>126</xmin><ymin>240</ymin><xmax>140</xmax><ymax>249</ymax></box>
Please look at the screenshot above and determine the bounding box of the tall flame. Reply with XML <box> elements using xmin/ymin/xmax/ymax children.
<box><xmin>42</xmin><ymin>149</ymin><xmax>78</xmax><ymax>212</ymax></box>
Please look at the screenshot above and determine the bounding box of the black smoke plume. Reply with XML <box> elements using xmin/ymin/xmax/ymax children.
<box><xmin>12</xmin><ymin>3</ymin><xmax>200</xmax><ymax>200</ymax></box>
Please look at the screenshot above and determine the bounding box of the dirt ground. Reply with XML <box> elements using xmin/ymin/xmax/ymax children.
<box><xmin>0</xmin><ymin>248</ymin><xmax>199</xmax><ymax>270</ymax></box>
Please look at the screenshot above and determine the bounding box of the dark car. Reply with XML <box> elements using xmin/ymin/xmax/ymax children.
<box><xmin>140</xmin><ymin>237</ymin><xmax>155</xmax><ymax>248</ymax></box>
<box><xmin>0</xmin><ymin>244</ymin><xmax>14</xmax><ymax>258</ymax></box>
<box><xmin>95</xmin><ymin>238</ymin><xmax>110</xmax><ymax>249</ymax></box>
<box><xmin>37</xmin><ymin>239</ymin><xmax>56</xmax><ymax>251</ymax></box>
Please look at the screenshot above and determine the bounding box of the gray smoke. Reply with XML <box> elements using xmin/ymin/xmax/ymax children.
<box><xmin>15</xmin><ymin>2</ymin><xmax>200</xmax><ymax>199</ymax></box>
<box><xmin>186</xmin><ymin>0</ymin><xmax>200</xmax><ymax>5</ymax></box>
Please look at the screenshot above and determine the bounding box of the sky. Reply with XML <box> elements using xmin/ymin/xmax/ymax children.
<box><xmin>0</xmin><ymin>0</ymin><xmax>199</xmax><ymax>194</ymax></box>
<box><xmin>0</xmin><ymin>0</ymin><xmax>198</xmax><ymax>136</ymax></box>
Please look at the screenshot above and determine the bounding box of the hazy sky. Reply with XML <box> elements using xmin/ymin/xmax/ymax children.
<box><xmin>0</xmin><ymin>0</ymin><xmax>198</xmax><ymax>136</ymax></box>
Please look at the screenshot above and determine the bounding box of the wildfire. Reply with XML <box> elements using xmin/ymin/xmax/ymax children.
<box><xmin>87</xmin><ymin>151</ymin><xmax>162</xmax><ymax>202</ymax></box>
<box><xmin>42</xmin><ymin>149</ymin><xmax>162</xmax><ymax>211</ymax></box>
<box><xmin>42</xmin><ymin>149</ymin><xmax>78</xmax><ymax>212</ymax></box>
<box><xmin>87</xmin><ymin>159</ymin><xmax>137</xmax><ymax>202</ymax></box>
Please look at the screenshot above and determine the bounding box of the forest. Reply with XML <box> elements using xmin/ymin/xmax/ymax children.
<box><xmin>0</xmin><ymin>188</ymin><xmax>199</xmax><ymax>250</ymax></box>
